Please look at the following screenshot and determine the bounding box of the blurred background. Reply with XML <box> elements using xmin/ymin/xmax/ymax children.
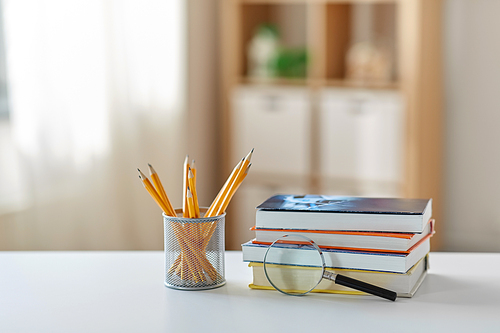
<box><xmin>0</xmin><ymin>0</ymin><xmax>499</xmax><ymax>252</ymax></box>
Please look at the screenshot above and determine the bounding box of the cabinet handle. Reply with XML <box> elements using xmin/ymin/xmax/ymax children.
<box><xmin>350</xmin><ymin>98</ymin><xmax>366</xmax><ymax>115</ymax></box>
<box><xmin>264</xmin><ymin>95</ymin><xmax>279</xmax><ymax>112</ymax></box>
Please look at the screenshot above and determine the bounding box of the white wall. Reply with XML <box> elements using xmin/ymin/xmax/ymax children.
<box><xmin>444</xmin><ymin>0</ymin><xmax>500</xmax><ymax>251</ymax></box>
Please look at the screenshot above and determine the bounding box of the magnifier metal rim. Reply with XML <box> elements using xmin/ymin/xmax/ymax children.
<box><xmin>263</xmin><ymin>234</ymin><xmax>326</xmax><ymax>296</ymax></box>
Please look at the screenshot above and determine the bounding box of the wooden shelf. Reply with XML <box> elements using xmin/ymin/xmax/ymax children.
<box><xmin>240</xmin><ymin>76</ymin><xmax>399</xmax><ymax>89</ymax></box>
<box><xmin>324</xmin><ymin>79</ymin><xmax>399</xmax><ymax>89</ymax></box>
<box><xmin>240</xmin><ymin>76</ymin><xmax>310</xmax><ymax>86</ymax></box>
<box><xmin>240</xmin><ymin>0</ymin><xmax>399</xmax><ymax>4</ymax></box>
<box><xmin>220</xmin><ymin>0</ymin><xmax>444</xmax><ymax>250</ymax></box>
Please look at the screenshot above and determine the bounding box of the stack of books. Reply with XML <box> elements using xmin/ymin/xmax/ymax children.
<box><xmin>242</xmin><ymin>194</ymin><xmax>434</xmax><ymax>297</ymax></box>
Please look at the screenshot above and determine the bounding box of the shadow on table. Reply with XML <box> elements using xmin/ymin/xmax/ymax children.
<box><xmin>413</xmin><ymin>273</ymin><xmax>500</xmax><ymax>308</ymax></box>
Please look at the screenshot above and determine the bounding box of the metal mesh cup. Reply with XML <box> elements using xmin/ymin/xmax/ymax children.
<box><xmin>163</xmin><ymin>208</ymin><xmax>226</xmax><ymax>290</ymax></box>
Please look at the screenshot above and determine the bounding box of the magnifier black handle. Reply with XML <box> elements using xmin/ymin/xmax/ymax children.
<box><xmin>335</xmin><ymin>274</ymin><xmax>397</xmax><ymax>301</ymax></box>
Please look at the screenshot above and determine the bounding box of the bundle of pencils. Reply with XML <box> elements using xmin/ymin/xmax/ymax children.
<box><xmin>138</xmin><ymin>149</ymin><xmax>253</xmax><ymax>282</ymax></box>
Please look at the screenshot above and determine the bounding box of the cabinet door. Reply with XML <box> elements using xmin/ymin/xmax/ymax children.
<box><xmin>319</xmin><ymin>89</ymin><xmax>404</xmax><ymax>184</ymax></box>
<box><xmin>232</xmin><ymin>86</ymin><xmax>311</xmax><ymax>176</ymax></box>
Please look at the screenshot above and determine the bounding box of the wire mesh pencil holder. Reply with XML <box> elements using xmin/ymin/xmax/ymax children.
<box><xmin>163</xmin><ymin>208</ymin><xmax>226</xmax><ymax>290</ymax></box>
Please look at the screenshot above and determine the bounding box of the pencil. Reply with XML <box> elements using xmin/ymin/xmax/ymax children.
<box><xmin>182</xmin><ymin>155</ymin><xmax>190</xmax><ymax>218</ymax></box>
<box><xmin>217</xmin><ymin>163</ymin><xmax>252</xmax><ymax>216</ymax></box>
<box><xmin>191</xmin><ymin>159</ymin><xmax>196</xmax><ymax>182</ymax></box>
<box><xmin>186</xmin><ymin>187</ymin><xmax>196</xmax><ymax>218</ymax></box>
<box><xmin>148</xmin><ymin>163</ymin><xmax>176</xmax><ymax>216</ymax></box>
<box><xmin>190</xmin><ymin>160</ymin><xmax>199</xmax><ymax>216</ymax></box>
<box><xmin>138</xmin><ymin>169</ymin><xmax>171</xmax><ymax>215</ymax></box>
<box><xmin>188</xmin><ymin>168</ymin><xmax>200</xmax><ymax>218</ymax></box>
<box><xmin>212</xmin><ymin>148</ymin><xmax>253</xmax><ymax>216</ymax></box>
<box><xmin>205</xmin><ymin>159</ymin><xmax>243</xmax><ymax>218</ymax></box>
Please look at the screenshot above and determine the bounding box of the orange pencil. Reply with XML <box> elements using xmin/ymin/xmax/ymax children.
<box><xmin>186</xmin><ymin>187</ymin><xmax>196</xmax><ymax>219</ymax></box>
<box><xmin>138</xmin><ymin>169</ymin><xmax>171</xmax><ymax>215</ymax></box>
<box><xmin>191</xmin><ymin>159</ymin><xmax>197</xmax><ymax>182</ymax></box>
<box><xmin>182</xmin><ymin>155</ymin><xmax>190</xmax><ymax>217</ymax></box>
<box><xmin>212</xmin><ymin>148</ymin><xmax>253</xmax><ymax>216</ymax></box>
<box><xmin>217</xmin><ymin>163</ymin><xmax>252</xmax><ymax>216</ymax></box>
<box><xmin>188</xmin><ymin>168</ymin><xmax>200</xmax><ymax>218</ymax></box>
<box><xmin>148</xmin><ymin>163</ymin><xmax>176</xmax><ymax>216</ymax></box>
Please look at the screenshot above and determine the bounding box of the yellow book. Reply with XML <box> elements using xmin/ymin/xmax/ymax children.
<box><xmin>248</xmin><ymin>254</ymin><xmax>429</xmax><ymax>298</ymax></box>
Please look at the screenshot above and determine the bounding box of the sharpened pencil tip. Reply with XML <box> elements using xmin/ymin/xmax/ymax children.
<box><xmin>147</xmin><ymin>163</ymin><xmax>156</xmax><ymax>175</ymax></box>
<box><xmin>137</xmin><ymin>168</ymin><xmax>147</xmax><ymax>179</ymax></box>
<box><xmin>244</xmin><ymin>148</ymin><xmax>254</xmax><ymax>163</ymax></box>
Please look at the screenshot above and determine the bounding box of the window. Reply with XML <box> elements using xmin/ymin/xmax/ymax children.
<box><xmin>0</xmin><ymin>2</ymin><xmax>8</xmax><ymax>118</ymax></box>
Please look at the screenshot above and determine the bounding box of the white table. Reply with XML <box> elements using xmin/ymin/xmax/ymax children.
<box><xmin>1</xmin><ymin>251</ymin><xmax>499</xmax><ymax>333</ymax></box>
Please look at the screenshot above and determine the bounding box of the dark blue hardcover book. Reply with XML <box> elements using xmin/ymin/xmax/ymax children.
<box><xmin>255</xmin><ymin>195</ymin><xmax>432</xmax><ymax>232</ymax></box>
<box><xmin>257</xmin><ymin>195</ymin><xmax>430</xmax><ymax>214</ymax></box>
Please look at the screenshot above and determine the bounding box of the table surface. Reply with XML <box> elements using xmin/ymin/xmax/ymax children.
<box><xmin>1</xmin><ymin>251</ymin><xmax>499</xmax><ymax>333</ymax></box>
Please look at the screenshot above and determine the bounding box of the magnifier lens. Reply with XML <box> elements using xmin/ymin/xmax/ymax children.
<box><xmin>263</xmin><ymin>235</ymin><xmax>324</xmax><ymax>296</ymax></box>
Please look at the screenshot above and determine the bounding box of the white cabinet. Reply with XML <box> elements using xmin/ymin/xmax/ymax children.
<box><xmin>230</xmin><ymin>86</ymin><xmax>405</xmax><ymax>233</ymax></box>
<box><xmin>319</xmin><ymin>89</ymin><xmax>404</xmax><ymax>189</ymax></box>
<box><xmin>232</xmin><ymin>86</ymin><xmax>311</xmax><ymax>177</ymax></box>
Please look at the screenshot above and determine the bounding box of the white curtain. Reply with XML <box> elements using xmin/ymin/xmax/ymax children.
<box><xmin>0</xmin><ymin>0</ymin><xmax>186</xmax><ymax>250</ymax></box>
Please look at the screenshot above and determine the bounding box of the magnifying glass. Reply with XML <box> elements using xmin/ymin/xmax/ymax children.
<box><xmin>263</xmin><ymin>234</ymin><xmax>397</xmax><ymax>301</ymax></box>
